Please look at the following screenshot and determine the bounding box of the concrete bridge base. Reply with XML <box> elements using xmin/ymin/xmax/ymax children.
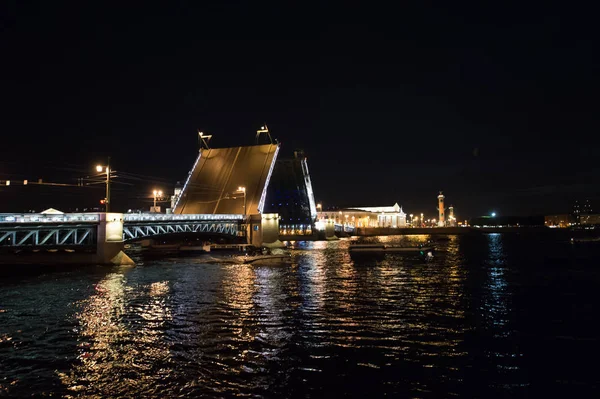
<box><xmin>247</xmin><ymin>213</ymin><xmax>286</xmax><ymax>248</ymax></box>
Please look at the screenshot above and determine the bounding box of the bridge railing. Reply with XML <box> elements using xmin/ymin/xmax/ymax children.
<box><xmin>122</xmin><ymin>213</ymin><xmax>244</xmax><ymax>222</ymax></box>
<box><xmin>0</xmin><ymin>213</ymin><xmax>101</xmax><ymax>224</ymax></box>
<box><xmin>0</xmin><ymin>212</ymin><xmax>245</xmax><ymax>224</ymax></box>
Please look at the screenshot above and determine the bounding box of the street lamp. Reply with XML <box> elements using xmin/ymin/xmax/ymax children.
<box><xmin>96</xmin><ymin>157</ymin><xmax>111</xmax><ymax>212</ymax></box>
<box><xmin>152</xmin><ymin>189</ymin><xmax>163</xmax><ymax>210</ymax></box>
<box><xmin>410</xmin><ymin>214</ymin><xmax>414</xmax><ymax>227</ymax></box>
<box><xmin>237</xmin><ymin>186</ymin><xmax>246</xmax><ymax>217</ymax></box>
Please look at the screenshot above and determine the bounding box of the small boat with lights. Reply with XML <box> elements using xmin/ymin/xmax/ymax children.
<box><xmin>178</xmin><ymin>243</ymin><xmax>212</xmax><ymax>255</ymax></box>
<box><xmin>235</xmin><ymin>253</ymin><xmax>292</xmax><ymax>265</ymax></box>
<box><xmin>349</xmin><ymin>244</ymin><xmax>434</xmax><ymax>257</ymax></box>
<box><xmin>234</xmin><ymin>247</ymin><xmax>292</xmax><ymax>265</ymax></box>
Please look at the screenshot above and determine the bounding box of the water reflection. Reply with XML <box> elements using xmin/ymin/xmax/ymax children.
<box><xmin>2</xmin><ymin>233</ymin><xmax>594</xmax><ymax>397</ymax></box>
<box><xmin>297</xmin><ymin>241</ymin><xmax>328</xmax><ymax>313</ymax></box>
<box><xmin>484</xmin><ymin>234</ymin><xmax>510</xmax><ymax>329</ymax></box>
<box><xmin>59</xmin><ymin>269</ymin><xmax>173</xmax><ymax>397</ymax></box>
<box><xmin>476</xmin><ymin>233</ymin><xmax>525</xmax><ymax>394</ymax></box>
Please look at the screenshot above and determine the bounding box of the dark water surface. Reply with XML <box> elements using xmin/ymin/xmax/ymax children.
<box><xmin>1</xmin><ymin>233</ymin><xmax>599</xmax><ymax>398</ymax></box>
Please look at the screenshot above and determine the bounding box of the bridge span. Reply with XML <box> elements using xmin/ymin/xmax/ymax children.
<box><xmin>0</xmin><ymin>212</ymin><xmax>250</xmax><ymax>265</ymax></box>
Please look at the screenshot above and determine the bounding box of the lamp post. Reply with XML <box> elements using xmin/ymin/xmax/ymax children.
<box><xmin>237</xmin><ymin>186</ymin><xmax>246</xmax><ymax>217</ymax></box>
<box><xmin>152</xmin><ymin>189</ymin><xmax>163</xmax><ymax>211</ymax></box>
<box><xmin>96</xmin><ymin>157</ymin><xmax>111</xmax><ymax>212</ymax></box>
<box><xmin>421</xmin><ymin>213</ymin><xmax>424</xmax><ymax>228</ymax></box>
<box><xmin>410</xmin><ymin>214</ymin><xmax>413</xmax><ymax>227</ymax></box>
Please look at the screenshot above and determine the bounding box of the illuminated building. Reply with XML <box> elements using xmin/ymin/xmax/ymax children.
<box><xmin>544</xmin><ymin>214</ymin><xmax>575</xmax><ymax>228</ymax></box>
<box><xmin>579</xmin><ymin>214</ymin><xmax>600</xmax><ymax>226</ymax></box>
<box><xmin>573</xmin><ymin>200</ymin><xmax>581</xmax><ymax>216</ymax></box>
<box><xmin>319</xmin><ymin>203</ymin><xmax>406</xmax><ymax>228</ymax></box>
<box><xmin>583</xmin><ymin>199</ymin><xmax>593</xmax><ymax>214</ymax></box>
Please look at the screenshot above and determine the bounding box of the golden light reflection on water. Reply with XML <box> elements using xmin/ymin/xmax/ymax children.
<box><xmin>220</xmin><ymin>264</ymin><xmax>258</xmax><ymax>353</ymax></box>
<box><xmin>336</xmin><ymin>235</ymin><xmax>469</xmax><ymax>367</ymax></box>
<box><xmin>219</xmin><ymin>262</ymin><xmax>293</xmax><ymax>372</ymax></box>
<box><xmin>59</xmin><ymin>272</ymin><xmax>173</xmax><ymax>397</ymax></box>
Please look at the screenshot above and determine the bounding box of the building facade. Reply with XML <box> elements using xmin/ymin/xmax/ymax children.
<box><xmin>318</xmin><ymin>203</ymin><xmax>407</xmax><ymax>229</ymax></box>
<box><xmin>544</xmin><ymin>214</ymin><xmax>575</xmax><ymax>228</ymax></box>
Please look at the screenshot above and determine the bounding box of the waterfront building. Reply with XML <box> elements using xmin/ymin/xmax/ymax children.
<box><xmin>573</xmin><ymin>200</ymin><xmax>581</xmax><ymax>216</ymax></box>
<box><xmin>544</xmin><ymin>214</ymin><xmax>575</xmax><ymax>228</ymax></box>
<box><xmin>318</xmin><ymin>203</ymin><xmax>407</xmax><ymax>228</ymax></box>
<box><xmin>579</xmin><ymin>214</ymin><xmax>600</xmax><ymax>226</ymax></box>
<box><xmin>583</xmin><ymin>199</ymin><xmax>593</xmax><ymax>214</ymax></box>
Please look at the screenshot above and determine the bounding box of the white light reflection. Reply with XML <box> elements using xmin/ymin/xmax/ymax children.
<box><xmin>298</xmin><ymin>241</ymin><xmax>328</xmax><ymax>313</ymax></box>
<box><xmin>483</xmin><ymin>233</ymin><xmax>524</xmax><ymax>385</ymax></box>
<box><xmin>484</xmin><ymin>234</ymin><xmax>509</xmax><ymax>329</ymax></box>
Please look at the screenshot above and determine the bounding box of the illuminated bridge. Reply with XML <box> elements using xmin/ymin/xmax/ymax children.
<box><xmin>0</xmin><ymin>212</ymin><xmax>244</xmax><ymax>250</ymax></box>
<box><xmin>0</xmin><ymin>130</ymin><xmax>347</xmax><ymax>264</ymax></box>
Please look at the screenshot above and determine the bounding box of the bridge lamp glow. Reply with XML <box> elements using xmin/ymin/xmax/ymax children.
<box><xmin>152</xmin><ymin>190</ymin><xmax>163</xmax><ymax>209</ymax></box>
<box><xmin>95</xmin><ymin>158</ymin><xmax>111</xmax><ymax>212</ymax></box>
<box><xmin>237</xmin><ymin>186</ymin><xmax>246</xmax><ymax>216</ymax></box>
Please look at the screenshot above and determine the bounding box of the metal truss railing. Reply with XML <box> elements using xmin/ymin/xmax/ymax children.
<box><xmin>0</xmin><ymin>225</ymin><xmax>96</xmax><ymax>247</ymax></box>
<box><xmin>0</xmin><ymin>213</ymin><xmax>245</xmax><ymax>247</ymax></box>
<box><xmin>123</xmin><ymin>221</ymin><xmax>241</xmax><ymax>241</ymax></box>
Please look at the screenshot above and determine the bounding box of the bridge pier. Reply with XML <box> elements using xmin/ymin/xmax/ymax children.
<box><xmin>325</xmin><ymin>219</ymin><xmax>338</xmax><ymax>240</ymax></box>
<box><xmin>96</xmin><ymin>213</ymin><xmax>132</xmax><ymax>265</ymax></box>
<box><xmin>247</xmin><ymin>213</ymin><xmax>285</xmax><ymax>248</ymax></box>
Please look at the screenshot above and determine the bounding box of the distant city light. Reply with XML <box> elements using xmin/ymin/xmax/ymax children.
<box><xmin>491</xmin><ymin>212</ymin><xmax>496</xmax><ymax>217</ymax></box>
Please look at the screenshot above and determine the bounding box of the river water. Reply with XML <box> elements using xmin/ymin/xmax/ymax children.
<box><xmin>1</xmin><ymin>233</ymin><xmax>599</xmax><ymax>398</ymax></box>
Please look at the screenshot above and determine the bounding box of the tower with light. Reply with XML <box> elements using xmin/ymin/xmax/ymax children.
<box><xmin>437</xmin><ymin>191</ymin><xmax>445</xmax><ymax>227</ymax></box>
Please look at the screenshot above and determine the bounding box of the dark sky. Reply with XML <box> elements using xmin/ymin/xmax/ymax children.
<box><xmin>0</xmin><ymin>1</ymin><xmax>598</xmax><ymax>218</ymax></box>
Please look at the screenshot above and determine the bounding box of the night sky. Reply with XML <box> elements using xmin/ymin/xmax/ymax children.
<box><xmin>1</xmin><ymin>2</ymin><xmax>598</xmax><ymax>219</ymax></box>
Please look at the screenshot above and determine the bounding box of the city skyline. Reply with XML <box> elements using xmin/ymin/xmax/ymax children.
<box><xmin>1</xmin><ymin>2</ymin><xmax>598</xmax><ymax>218</ymax></box>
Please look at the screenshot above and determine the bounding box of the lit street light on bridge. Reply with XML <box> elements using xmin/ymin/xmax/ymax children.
<box><xmin>96</xmin><ymin>157</ymin><xmax>111</xmax><ymax>212</ymax></box>
<box><xmin>153</xmin><ymin>189</ymin><xmax>163</xmax><ymax>212</ymax></box>
<box><xmin>237</xmin><ymin>186</ymin><xmax>246</xmax><ymax>217</ymax></box>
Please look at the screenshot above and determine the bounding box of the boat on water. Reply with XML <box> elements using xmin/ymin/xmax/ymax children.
<box><xmin>235</xmin><ymin>253</ymin><xmax>292</xmax><ymax>265</ymax></box>
<box><xmin>571</xmin><ymin>236</ymin><xmax>600</xmax><ymax>243</ymax></box>
<box><xmin>178</xmin><ymin>243</ymin><xmax>212</xmax><ymax>255</ymax></box>
<box><xmin>144</xmin><ymin>242</ymin><xmax>211</xmax><ymax>256</ymax></box>
<box><xmin>233</xmin><ymin>246</ymin><xmax>292</xmax><ymax>265</ymax></box>
<box><xmin>349</xmin><ymin>243</ymin><xmax>435</xmax><ymax>259</ymax></box>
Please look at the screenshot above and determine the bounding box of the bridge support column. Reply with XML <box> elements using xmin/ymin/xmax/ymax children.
<box><xmin>97</xmin><ymin>213</ymin><xmax>132</xmax><ymax>265</ymax></box>
<box><xmin>247</xmin><ymin>213</ymin><xmax>285</xmax><ymax>248</ymax></box>
<box><xmin>325</xmin><ymin>219</ymin><xmax>338</xmax><ymax>240</ymax></box>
